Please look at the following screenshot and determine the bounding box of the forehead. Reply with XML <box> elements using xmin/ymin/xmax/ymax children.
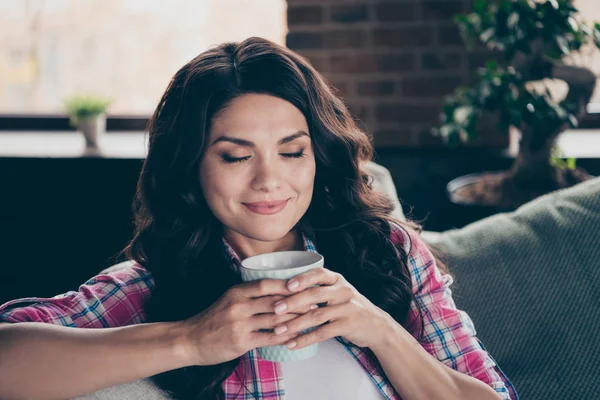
<box><xmin>209</xmin><ymin>94</ymin><xmax>308</xmax><ymax>139</ymax></box>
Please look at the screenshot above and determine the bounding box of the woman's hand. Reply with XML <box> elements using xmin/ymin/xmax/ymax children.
<box><xmin>271</xmin><ymin>268</ymin><xmax>396</xmax><ymax>351</ymax></box>
<box><xmin>180</xmin><ymin>280</ymin><xmax>316</xmax><ymax>366</ymax></box>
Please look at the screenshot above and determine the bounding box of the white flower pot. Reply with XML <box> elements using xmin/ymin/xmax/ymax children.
<box><xmin>77</xmin><ymin>113</ymin><xmax>106</xmax><ymax>149</ymax></box>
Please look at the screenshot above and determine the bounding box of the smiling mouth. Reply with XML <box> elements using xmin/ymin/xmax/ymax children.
<box><xmin>242</xmin><ymin>199</ymin><xmax>290</xmax><ymax>215</ymax></box>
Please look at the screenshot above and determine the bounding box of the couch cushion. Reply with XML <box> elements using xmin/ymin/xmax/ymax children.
<box><xmin>422</xmin><ymin>177</ymin><xmax>600</xmax><ymax>400</ymax></box>
<box><xmin>72</xmin><ymin>378</ymin><xmax>171</xmax><ymax>399</ymax></box>
<box><xmin>363</xmin><ymin>161</ymin><xmax>406</xmax><ymax>222</ymax></box>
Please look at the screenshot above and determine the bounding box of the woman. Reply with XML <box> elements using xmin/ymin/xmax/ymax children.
<box><xmin>0</xmin><ymin>37</ymin><xmax>517</xmax><ymax>400</ymax></box>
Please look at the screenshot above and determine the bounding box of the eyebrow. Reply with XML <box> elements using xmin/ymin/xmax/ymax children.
<box><xmin>210</xmin><ymin>131</ymin><xmax>310</xmax><ymax>147</ymax></box>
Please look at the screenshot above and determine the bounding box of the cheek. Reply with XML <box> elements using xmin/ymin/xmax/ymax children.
<box><xmin>203</xmin><ymin>173</ymin><xmax>239</xmax><ymax>202</ymax></box>
<box><xmin>200</xmin><ymin>161</ymin><xmax>235</xmax><ymax>204</ymax></box>
<box><xmin>293</xmin><ymin>159</ymin><xmax>316</xmax><ymax>192</ymax></box>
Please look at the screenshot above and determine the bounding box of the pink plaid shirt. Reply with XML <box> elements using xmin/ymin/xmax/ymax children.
<box><xmin>0</xmin><ymin>224</ymin><xmax>517</xmax><ymax>399</ymax></box>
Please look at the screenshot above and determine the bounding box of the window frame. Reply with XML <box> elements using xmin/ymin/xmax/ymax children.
<box><xmin>0</xmin><ymin>114</ymin><xmax>148</xmax><ymax>131</ymax></box>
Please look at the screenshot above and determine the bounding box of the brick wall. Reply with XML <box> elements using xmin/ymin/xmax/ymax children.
<box><xmin>286</xmin><ymin>0</ymin><xmax>507</xmax><ymax>148</ymax></box>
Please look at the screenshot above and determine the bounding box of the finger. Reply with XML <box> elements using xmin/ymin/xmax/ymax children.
<box><xmin>273</xmin><ymin>303</ymin><xmax>348</xmax><ymax>336</ymax></box>
<box><xmin>272</xmin><ymin>301</ymin><xmax>321</xmax><ymax>316</ymax></box>
<box><xmin>244</xmin><ymin>293</ymin><xmax>319</xmax><ymax>318</ymax></box>
<box><xmin>236</xmin><ymin>279</ymin><xmax>294</xmax><ymax>298</ymax></box>
<box><xmin>286</xmin><ymin>268</ymin><xmax>339</xmax><ymax>293</ymax></box>
<box><xmin>250</xmin><ymin>312</ymin><xmax>301</xmax><ymax>331</ymax></box>
<box><xmin>294</xmin><ymin>303</ymin><xmax>321</xmax><ymax>314</ymax></box>
<box><xmin>285</xmin><ymin>321</ymin><xmax>342</xmax><ymax>350</ymax></box>
<box><xmin>250</xmin><ymin>330</ymin><xmax>302</xmax><ymax>349</ymax></box>
<box><xmin>274</xmin><ymin>285</ymin><xmax>353</xmax><ymax>315</ymax></box>
<box><xmin>246</xmin><ymin>295</ymin><xmax>287</xmax><ymax>316</ymax></box>
<box><xmin>274</xmin><ymin>285</ymin><xmax>331</xmax><ymax>315</ymax></box>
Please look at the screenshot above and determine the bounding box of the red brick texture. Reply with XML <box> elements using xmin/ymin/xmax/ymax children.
<box><xmin>286</xmin><ymin>0</ymin><xmax>507</xmax><ymax>148</ymax></box>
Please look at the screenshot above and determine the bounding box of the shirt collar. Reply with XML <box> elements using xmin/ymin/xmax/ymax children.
<box><xmin>222</xmin><ymin>231</ymin><xmax>317</xmax><ymax>274</ymax></box>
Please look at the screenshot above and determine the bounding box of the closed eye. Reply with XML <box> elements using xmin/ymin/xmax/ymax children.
<box><xmin>221</xmin><ymin>150</ymin><xmax>305</xmax><ymax>164</ymax></box>
<box><xmin>281</xmin><ymin>150</ymin><xmax>305</xmax><ymax>159</ymax></box>
<box><xmin>222</xmin><ymin>155</ymin><xmax>251</xmax><ymax>164</ymax></box>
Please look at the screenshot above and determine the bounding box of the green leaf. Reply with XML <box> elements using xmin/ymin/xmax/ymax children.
<box><xmin>453</xmin><ymin>106</ymin><xmax>474</xmax><ymax>125</ymax></box>
<box><xmin>507</xmin><ymin>11</ymin><xmax>520</xmax><ymax>28</ymax></box>
<box><xmin>439</xmin><ymin>125</ymin><xmax>453</xmax><ymax>138</ymax></box>
<box><xmin>580</xmin><ymin>23</ymin><xmax>592</xmax><ymax>36</ymax></box>
<box><xmin>555</xmin><ymin>35</ymin><xmax>570</xmax><ymax>55</ymax></box>
<box><xmin>434</xmin><ymin>0</ymin><xmax>598</xmax><ymax>148</ymax></box>
<box><xmin>594</xmin><ymin>23</ymin><xmax>600</xmax><ymax>48</ymax></box>
<box><xmin>486</xmin><ymin>59</ymin><xmax>498</xmax><ymax>70</ymax></box>
<box><xmin>480</xmin><ymin>27</ymin><xmax>496</xmax><ymax>43</ymax></box>
<box><xmin>64</xmin><ymin>94</ymin><xmax>112</xmax><ymax>121</ymax></box>
<box><xmin>474</xmin><ymin>0</ymin><xmax>488</xmax><ymax>14</ymax></box>
<box><xmin>468</xmin><ymin>13</ymin><xmax>482</xmax><ymax>29</ymax></box>
<box><xmin>568</xmin><ymin>114</ymin><xmax>579</xmax><ymax>128</ymax></box>
<box><xmin>567</xmin><ymin>17</ymin><xmax>578</xmax><ymax>32</ymax></box>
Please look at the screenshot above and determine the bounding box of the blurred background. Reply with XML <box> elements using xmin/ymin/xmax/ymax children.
<box><xmin>0</xmin><ymin>0</ymin><xmax>287</xmax><ymax>114</ymax></box>
<box><xmin>1</xmin><ymin>0</ymin><xmax>599</xmax><ymax>304</ymax></box>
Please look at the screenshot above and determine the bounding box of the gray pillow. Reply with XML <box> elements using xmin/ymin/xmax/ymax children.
<box><xmin>364</xmin><ymin>161</ymin><xmax>406</xmax><ymax>222</ymax></box>
<box><xmin>422</xmin><ymin>177</ymin><xmax>600</xmax><ymax>400</ymax></box>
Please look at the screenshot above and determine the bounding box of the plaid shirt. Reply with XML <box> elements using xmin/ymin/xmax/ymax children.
<box><xmin>0</xmin><ymin>225</ymin><xmax>517</xmax><ymax>399</ymax></box>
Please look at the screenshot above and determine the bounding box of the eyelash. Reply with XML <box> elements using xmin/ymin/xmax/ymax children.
<box><xmin>221</xmin><ymin>150</ymin><xmax>305</xmax><ymax>164</ymax></box>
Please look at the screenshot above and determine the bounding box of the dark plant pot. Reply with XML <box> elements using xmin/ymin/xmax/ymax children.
<box><xmin>445</xmin><ymin>172</ymin><xmax>514</xmax><ymax>228</ymax></box>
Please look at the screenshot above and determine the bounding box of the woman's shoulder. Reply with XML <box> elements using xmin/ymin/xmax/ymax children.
<box><xmin>90</xmin><ymin>261</ymin><xmax>155</xmax><ymax>290</ymax></box>
<box><xmin>0</xmin><ymin>262</ymin><xmax>155</xmax><ymax>328</ymax></box>
<box><xmin>387</xmin><ymin>219</ymin><xmax>449</xmax><ymax>290</ymax></box>
<box><xmin>388</xmin><ymin>219</ymin><xmax>420</xmax><ymax>255</ymax></box>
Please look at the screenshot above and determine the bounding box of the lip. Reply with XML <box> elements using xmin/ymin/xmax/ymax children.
<box><xmin>243</xmin><ymin>199</ymin><xmax>289</xmax><ymax>215</ymax></box>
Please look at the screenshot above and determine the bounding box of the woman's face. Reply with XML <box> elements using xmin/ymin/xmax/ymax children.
<box><xmin>200</xmin><ymin>93</ymin><xmax>316</xmax><ymax>249</ymax></box>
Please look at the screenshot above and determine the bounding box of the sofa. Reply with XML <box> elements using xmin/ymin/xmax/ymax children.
<box><xmin>79</xmin><ymin>162</ymin><xmax>600</xmax><ymax>399</ymax></box>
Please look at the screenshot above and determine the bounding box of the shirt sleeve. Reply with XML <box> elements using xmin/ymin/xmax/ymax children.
<box><xmin>391</xmin><ymin>224</ymin><xmax>518</xmax><ymax>400</ymax></box>
<box><xmin>0</xmin><ymin>264</ymin><xmax>154</xmax><ymax>328</ymax></box>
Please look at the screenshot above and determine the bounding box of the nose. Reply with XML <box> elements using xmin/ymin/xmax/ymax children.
<box><xmin>251</xmin><ymin>156</ymin><xmax>282</xmax><ymax>192</ymax></box>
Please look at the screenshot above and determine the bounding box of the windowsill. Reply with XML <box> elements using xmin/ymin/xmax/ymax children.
<box><xmin>0</xmin><ymin>129</ymin><xmax>598</xmax><ymax>159</ymax></box>
<box><xmin>0</xmin><ymin>131</ymin><xmax>148</xmax><ymax>159</ymax></box>
<box><xmin>504</xmin><ymin>129</ymin><xmax>600</xmax><ymax>159</ymax></box>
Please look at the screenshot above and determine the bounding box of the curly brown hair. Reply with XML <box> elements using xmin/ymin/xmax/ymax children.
<box><xmin>123</xmin><ymin>37</ymin><xmax>432</xmax><ymax>400</ymax></box>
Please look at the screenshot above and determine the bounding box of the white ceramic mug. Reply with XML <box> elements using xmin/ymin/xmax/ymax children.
<box><xmin>240</xmin><ymin>251</ymin><xmax>324</xmax><ymax>362</ymax></box>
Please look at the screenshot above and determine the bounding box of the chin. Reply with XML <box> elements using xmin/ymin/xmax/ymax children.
<box><xmin>244</xmin><ymin>224</ymin><xmax>293</xmax><ymax>242</ymax></box>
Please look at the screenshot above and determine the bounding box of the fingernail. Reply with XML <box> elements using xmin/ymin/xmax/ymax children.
<box><xmin>287</xmin><ymin>341</ymin><xmax>297</xmax><ymax>349</ymax></box>
<box><xmin>275</xmin><ymin>303</ymin><xmax>287</xmax><ymax>314</ymax></box>
<box><xmin>288</xmin><ymin>280</ymin><xmax>299</xmax><ymax>291</ymax></box>
<box><xmin>310</xmin><ymin>304</ymin><xmax>318</xmax><ymax>310</ymax></box>
<box><xmin>274</xmin><ymin>325</ymin><xmax>288</xmax><ymax>335</ymax></box>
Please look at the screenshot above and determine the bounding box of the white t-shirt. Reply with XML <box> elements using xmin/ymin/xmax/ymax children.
<box><xmin>280</xmin><ymin>338</ymin><xmax>386</xmax><ymax>400</ymax></box>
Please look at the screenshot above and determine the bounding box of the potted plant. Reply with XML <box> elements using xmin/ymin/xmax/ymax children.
<box><xmin>435</xmin><ymin>0</ymin><xmax>600</xmax><ymax>211</ymax></box>
<box><xmin>64</xmin><ymin>94</ymin><xmax>112</xmax><ymax>149</ymax></box>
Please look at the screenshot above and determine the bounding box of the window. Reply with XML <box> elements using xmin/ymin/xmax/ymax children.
<box><xmin>0</xmin><ymin>0</ymin><xmax>287</xmax><ymax>115</ymax></box>
<box><xmin>530</xmin><ymin>0</ymin><xmax>600</xmax><ymax>108</ymax></box>
<box><xmin>576</xmin><ymin>0</ymin><xmax>600</xmax><ymax>105</ymax></box>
